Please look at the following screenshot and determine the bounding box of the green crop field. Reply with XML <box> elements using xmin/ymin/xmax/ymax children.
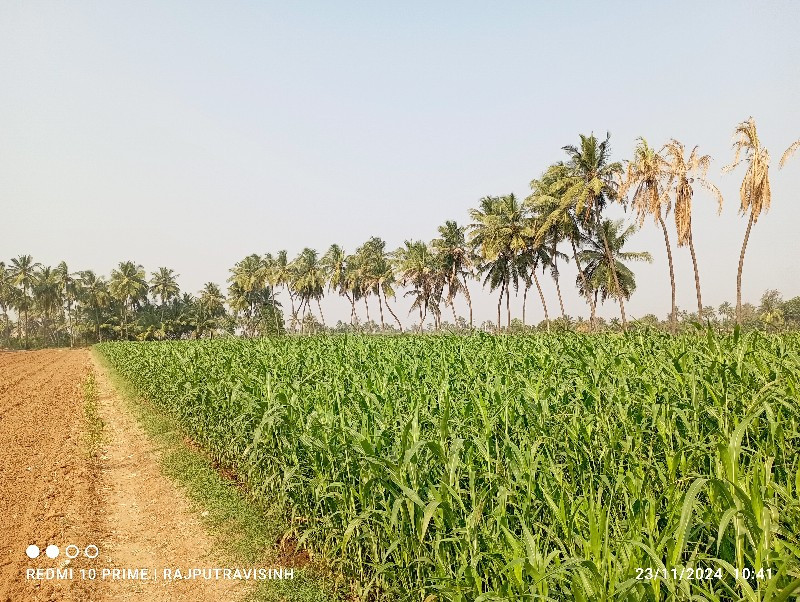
<box><xmin>97</xmin><ymin>332</ymin><xmax>800</xmax><ymax>601</ymax></box>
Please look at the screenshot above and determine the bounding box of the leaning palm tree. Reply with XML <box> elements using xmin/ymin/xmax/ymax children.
<box><xmin>577</xmin><ymin>220</ymin><xmax>653</xmax><ymax>321</ymax></box>
<box><xmin>528</xmin><ymin>165</ymin><xmax>591</xmax><ymax>324</ymax></box>
<box><xmin>722</xmin><ymin>117</ymin><xmax>774</xmax><ymax>325</ymax></box>
<box><xmin>432</xmin><ymin>220</ymin><xmax>475</xmax><ymax>327</ymax></box>
<box><xmin>109</xmin><ymin>261</ymin><xmax>148</xmax><ymax>340</ymax></box>
<box><xmin>620</xmin><ymin>138</ymin><xmax>678</xmax><ymax>333</ymax></box>
<box><xmin>358</xmin><ymin>237</ymin><xmax>403</xmax><ymax>332</ymax></box>
<box><xmin>9</xmin><ymin>255</ymin><xmax>41</xmax><ymax>348</ymax></box>
<box><xmin>662</xmin><ymin>139</ymin><xmax>723</xmax><ymax>320</ymax></box>
<box><xmin>394</xmin><ymin>240</ymin><xmax>441</xmax><ymax>332</ymax></box>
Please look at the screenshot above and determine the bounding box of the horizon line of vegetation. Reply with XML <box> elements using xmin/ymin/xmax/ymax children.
<box><xmin>2</xmin><ymin>117</ymin><xmax>798</xmax><ymax>347</ymax></box>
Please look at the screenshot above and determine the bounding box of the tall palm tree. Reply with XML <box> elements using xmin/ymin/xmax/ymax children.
<box><xmin>109</xmin><ymin>261</ymin><xmax>148</xmax><ymax>340</ymax></box>
<box><xmin>556</xmin><ymin>133</ymin><xmax>628</xmax><ymax>328</ymax></box>
<box><xmin>321</xmin><ymin>244</ymin><xmax>356</xmax><ymax>325</ymax></box>
<box><xmin>271</xmin><ymin>251</ymin><xmax>296</xmax><ymax>332</ymax></box>
<box><xmin>56</xmin><ymin>262</ymin><xmax>79</xmax><ymax>346</ymax></box>
<box><xmin>663</xmin><ymin>139</ymin><xmax>723</xmax><ymax>320</ymax></box>
<box><xmin>432</xmin><ymin>221</ymin><xmax>475</xmax><ymax>327</ymax></box>
<box><xmin>577</xmin><ymin>220</ymin><xmax>652</xmax><ymax>321</ymax></box>
<box><xmin>9</xmin><ymin>255</ymin><xmax>41</xmax><ymax>348</ymax></box>
<box><xmin>34</xmin><ymin>266</ymin><xmax>63</xmax><ymax>344</ymax></box>
<box><xmin>0</xmin><ymin>262</ymin><xmax>17</xmax><ymax>345</ymax></box>
<box><xmin>198</xmin><ymin>282</ymin><xmax>226</xmax><ymax>339</ymax></box>
<box><xmin>290</xmin><ymin>248</ymin><xmax>326</xmax><ymax>331</ymax></box>
<box><xmin>529</xmin><ymin>166</ymin><xmax>591</xmax><ymax>324</ymax></box>
<box><xmin>394</xmin><ymin>240</ymin><xmax>441</xmax><ymax>332</ymax></box>
<box><xmin>722</xmin><ymin>117</ymin><xmax>774</xmax><ymax>325</ymax></box>
<box><xmin>357</xmin><ymin>237</ymin><xmax>403</xmax><ymax>331</ymax></box>
<box><xmin>79</xmin><ymin>270</ymin><xmax>110</xmax><ymax>342</ymax></box>
<box><xmin>620</xmin><ymin>138</ymin><xmax>678</xmax><ymax>333</ymax></box>
<box><xmin>150</xmin><ymin>267</ymin><xmax>180</xmax><ymax>325</ymax></box>
<box><xmin>469</xmin><ymin>194</ymin><xmax>528</xmax><ymax>329</ymax></box>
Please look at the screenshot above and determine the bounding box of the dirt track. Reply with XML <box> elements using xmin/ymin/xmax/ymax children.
<box><xmin>0</xmin><ymin>350</ymin><xmax>242</xmax><ymax>601</ymax></box>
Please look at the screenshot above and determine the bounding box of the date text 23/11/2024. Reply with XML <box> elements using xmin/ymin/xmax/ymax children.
<box><xmin>636</xmin><ymin>567</ymin><xmax>774</xmax><ymax>581</ymax></box>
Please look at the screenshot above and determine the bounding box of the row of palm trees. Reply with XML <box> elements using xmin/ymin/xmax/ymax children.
<box><xmin>1</xmin><ymin>118</ymin><xmax>796</xmax><ymax>345</ymax></box>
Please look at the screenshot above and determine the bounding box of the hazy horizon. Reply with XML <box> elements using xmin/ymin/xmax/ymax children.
<box><xmin>2</xmin><ymin>1</ymin><xmax>799</xmax><ymax>327</ymax></box>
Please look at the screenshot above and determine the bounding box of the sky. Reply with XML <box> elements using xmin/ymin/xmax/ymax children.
<box><xmin>1</xmin><ymin>1</ymin><xmax>799</xmax><ymax>327</ymax></box>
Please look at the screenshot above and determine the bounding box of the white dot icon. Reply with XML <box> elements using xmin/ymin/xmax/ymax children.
<box><xmin>45</xmin><ymin>545</ymin><xmax>59</xmax><ymax>559</ymax></box>
<box><xmin>26</xmin><ymin>545</ymin><xmax>40</xmax><ymax>559</ymax></box>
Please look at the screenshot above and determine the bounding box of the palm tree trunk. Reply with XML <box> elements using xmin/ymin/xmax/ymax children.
<box><xmin>363</xmin><ymin>296</ymin><xmax>371</xmax><ymax>326</ymax></box>
<box><xmin>344</xmin><ymin>291</ymin><xmax>355</xmax><ymax>325</ymax></box>
<box><xmin>376</xmin><ymin>292</ymin><xmax>385</xmax><ymax>330</ymax></box>
<box><xmin>316</xmin><ymin>298</ymin><xmax>326</xmax><ymax>328</ymax></box>
<box><xmin>522</xmin><ymin>285</ymin><xmax>528</xmax><ymax>326</ymax></box>
<box><xmin>533</xmin><ymin>271</ymin><xmax>550</xmax><ymax>331</ymax></box>
<box><xmin>687</xmin><ymin>225</ymin><xmax>703</xmax><ymax>319</ymax></box>
<box><xmin>418</xmin><ymin>304</ymin><xmax>424</xmax><ymax>333</ymax></box>
<box><xmin>551</xmin><ymin>243</ymin><xmax>566</xmax><ymax>319</ymax></box>
<box><xmin>382</xmin><ymin>291</ymin><xmax>403</xmax><ymax>332</ymax></box>
<box><xmin>449</xmin><ymin>296</ymin><xmax>458</xmax><ymax>325</ymax></box>
<box><xmin>736</xmin><ymin>212</ymin><xmax>755</xmax><ymax>326</ymax></box>
<box><xmin>505</xmin><ymin>284</ymin><xmax>511</xmax><ymax>328</ymax></box>
<box><xmin>617</xmin><ymin>296</ymin><xmax>626</xmax><ymax>327</ymax></box>
<box><xmin>496</xmin><ymin>282</ymin><xmax>504</xmax><ymax>331</ymax></box>
<box><xmin>658</xmin><ymin>214</ymin><xmax>677</xmax><ymax>334</ymax></box>
<box><xmin>571</xmin><ymin>238</ymin><xmax>596</xmax><ymax>330</ymax></box>
<box><xmin>462</xmin><ymin>277</ymin><xmax>473</xmax><ymax>327</ymax></box>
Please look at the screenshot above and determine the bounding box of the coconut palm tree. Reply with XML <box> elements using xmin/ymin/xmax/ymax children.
<box><xmin>109</xmin><ymin>261</ymin><xmax>148</xmax><ymax>340</ymax></box>
<box><xmin>290</xmin><ymin>248</ymin><xmax>326</xmax><ymax>331</ymax></box>
<box><xmin>722</xmin><ymin>117</ymin><xmax>774</xmax><ymax>325</ymax></box>
<box><xmin>662</xmin><ymin>139</ymin><xmax>723</xmax><ymax>320</ymax></box>
<box><xmin>528</xmin><ymin>166</ymin><xmax>592</xmax><ymax>324</ymax></box>
<box><xmin>555</xmin><ymin>133</ymin><xmax>629</xmax><ymax>328</ymax></box>
<box><xmin>79</xmin><ymin>270</ymin><xmax>110</xmax><ymax>342</ymax></box>
<box><xmin>357</xmin><ymin>237</ymin><xmax>403</xmax><ymax>331</ymax></box>
<box><xmin>394</xmin><ymin>240</ymin><xmax>441</xmax><ymax>332</ymax></box>
<box><xmin>321</xmin><ymin>244</ymin><xmax>356</xmax><ymax>325</ymax></box>
<box><xmin>271</xmin><ymin>251</ymin><xmax>297</xmax><ymax>332</ymax></box>
<box><xmin>620</xmin><ymin>138</ymin><xmax>678</xmax><ymax>333</ymax></box>
<box><xmin>56</xmin><ymin>262</ymin><xmax>79</xmax><ymax>346</ymax></box>
<box><xmin>432</xmin><ymin>220</ymin><xmax>475</xmax><ymax>327</ymax></box>
<box><xmin>34</xmin><ymin>266</ymin><xmax>63</xmax><ymax>344</ymax></box>
<box><xmin>198</xmin><ymin>282</ymin><xmax>226</xmax><ymax>338</ymax></box>
<box><xmin>0</xmin><ymin>262</ymin><xmax>17</xmax><ymax>345</ymax></box>
<box><xmin>469</xmin><ymin>194</ymin><xmax>529</xmax><ymax>329</ymax></box>
<box><xmin>577</xmin><ymin>220</ymin><xmax>652</xmax><ymax>320</ymax></box>
<box><xmin>150</xmin><ymin>267</ymin><xmax>181</xmax><ymax>328</ymax></box>
<box><xmin>9</xmin><ymin>255</ymin><xmax>41</xmax><ymax>348</ymax></box>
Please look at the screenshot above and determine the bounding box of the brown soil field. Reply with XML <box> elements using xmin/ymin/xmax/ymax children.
<box><xmin>0</xmin><ymin>350</ymin><xmax>243</xmax><ymax>601</ymax></box>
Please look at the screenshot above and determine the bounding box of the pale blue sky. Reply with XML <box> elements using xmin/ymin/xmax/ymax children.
<box><xmin>2</xmin><ymin>1</ymin><xmax>799</xmax><ymax>325</ymax></box>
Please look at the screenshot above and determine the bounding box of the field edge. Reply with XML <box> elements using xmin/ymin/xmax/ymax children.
<box><xmin>90</xmin><ymin>346</ymin><xmax>342</xmax><ymax>602</ymax></box>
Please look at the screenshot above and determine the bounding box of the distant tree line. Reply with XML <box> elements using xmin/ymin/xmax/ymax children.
<box><xmin>2</xmin><ymin>118</ymin><xmax>798</xmax><ymax>347</ymax></box>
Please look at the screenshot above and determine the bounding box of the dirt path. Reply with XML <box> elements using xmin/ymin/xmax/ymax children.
<box><xmin>0</xmin><ymin>350</ymin><xmax>243</xmax><ymax>601</ymax></box>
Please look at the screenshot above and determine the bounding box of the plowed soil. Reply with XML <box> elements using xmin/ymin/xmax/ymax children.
<box><xmin>0</xmin><ymin>350</ymin><xmax>243</xmax><ymax>601</ymax></box>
